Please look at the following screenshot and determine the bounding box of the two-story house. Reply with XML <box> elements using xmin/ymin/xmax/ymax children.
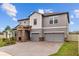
<box><xmin>16</xmin><ymin>12</ymin><xmax>69</xmax><ymax>42</ymax></box>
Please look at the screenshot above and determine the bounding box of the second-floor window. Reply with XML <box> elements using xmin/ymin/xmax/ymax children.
<box><xmin>49</xmin><ymin>17</ymin><xmax>58</xmax><ymax>24</ymax></box>
<box><xmin>50</xmin><ymin>19</ymin><xmax>53</xmax><ymax>24</ymax></box>
<box><xmin>24</xmin><ymin>21</ymin><xmax>26</xmax><ymax>24</ymax></box>
<box><xmin>54</xmin><ymin>19</ymin><xmax>58</xmax><ymax>24</ymax></box>
<box><xmin>34</xmin><ymin>19</ymin><xmax>37</xmax><ymax>25</ymax></box>
<box><xmin>49</xmin><ymin>18</ymin><xmax>53</xmax><ymax>24</ymax></box>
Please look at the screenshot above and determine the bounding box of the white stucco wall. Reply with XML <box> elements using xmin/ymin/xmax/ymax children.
<box><xmin>19</xmin><ymin>20</ymin><xmax>29</xmax><ymax>26</ymax></box>
<box><xmin>30</xmin><ymin>13</ymin><xmax>42</xmax><ymax>29</ymax></box>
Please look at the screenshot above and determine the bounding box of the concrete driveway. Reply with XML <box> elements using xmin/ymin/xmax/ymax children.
<box><xmin>0</xmin><ymin>41</ymin><xmax>63</xmax><ymax>56</ymax></box>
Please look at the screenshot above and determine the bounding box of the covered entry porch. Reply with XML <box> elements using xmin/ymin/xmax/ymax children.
<box><xmin>16</xmin><ymin>25</ymin><xmax>31</xmax><ymax>42</ymax></box>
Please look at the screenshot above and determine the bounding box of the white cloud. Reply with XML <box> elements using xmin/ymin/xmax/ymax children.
<box><xmin>6</xmin><ymin>11</ymin><xmax>16</xmax><ymax>17</ymax></box>
<box><xmin>1</xmin><ymin>3</ymin><xmax>17</xmax><ymax>21</ymax></box>
<box><xmin>70</xmin><ymin>21</ymin><xmax>74</xmax><ymax>25</ymax></box>
<box><xmin>12</xmin><ymin>17</ymin><xmax>17</xmax><ymax>21</ymax></box>
<box><xmin>74</xmin><ymin>9</ymin><xmax>79</xmax><ymax>18</ymax></box>
<box><xmin>70</xmin><ymin>15</ymin><xmax>74</xmax><ymax>19</ymax></box>
<box><xmin>44</xmin><ymin>9</ymin><xmax>53</xmax><ymax>13</ymax></box>
<box><xmin>74</xmin><ymin>9</ymin><xmax>79</xmax><ymax>13</ymax></box>
<box><xmin>38</xmin><ymin>9</ymin><xmax>44</xmax><ymax>14</ymax></box>
<box><xmin>0</xmin><ymin>27</ymin><xmax>4</xmax><ymax>32</ymax></box>
<box><xmin>38</xmin><ymin>9</ymin><xmax>53</xmax><ymax>14</ymax></box>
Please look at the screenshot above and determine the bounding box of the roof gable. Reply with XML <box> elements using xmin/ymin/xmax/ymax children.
<box><xmin>28</xmin><ymin>12</ymin><xmax>43</xmax><ymax>17</ymax></box>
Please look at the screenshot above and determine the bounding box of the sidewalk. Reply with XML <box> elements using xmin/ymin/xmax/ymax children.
<box><xmin>0</xmin><ymin>51</ymin><xmax>11</xmax><ymax>56</ymax></box>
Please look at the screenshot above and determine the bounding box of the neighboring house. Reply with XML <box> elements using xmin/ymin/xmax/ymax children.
<box><xmin>16</xmin><ymin>12</ymin><xmax>69</xmax><ymax>42</ymax></box>
<box><xmin>3</xmin><ymin>28</ymin><xmax>16</xmax><ymax>39</ymax></box>
<box><xmin>0</xmin><ymin>32</ymin><xmax>4</xmax><ymax>39</ymax></box>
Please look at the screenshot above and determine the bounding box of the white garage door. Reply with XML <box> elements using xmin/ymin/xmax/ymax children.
<box><xmin>31</xmin><ymin>33</ymin><xmax>39</xmax><ymax>41</ymax></box>
<box><xmin>44</xmin><ymin>33</ymin><xmax>64</xmax><ymax>42</ymax></box>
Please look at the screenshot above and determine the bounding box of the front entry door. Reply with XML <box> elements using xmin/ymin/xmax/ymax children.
<box><xmin>25</xmin><ymin>30</ymin><xmax>30</xmax><ymax>41</ymax></box>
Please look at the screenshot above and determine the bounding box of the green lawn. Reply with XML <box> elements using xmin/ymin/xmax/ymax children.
<box><xmin>49</xmin><ymin>41</ymin><xmax>78</xmax><ymax>56</ymax></box>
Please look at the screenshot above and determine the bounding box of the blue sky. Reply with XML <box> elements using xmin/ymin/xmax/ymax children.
<box><xmin>0</xmin><ymin>3</ymin><xmax>79</xmax><ymax>32</ymax></box>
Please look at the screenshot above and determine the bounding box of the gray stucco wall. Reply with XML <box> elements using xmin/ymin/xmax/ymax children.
<box><xmin>43</xmin><ymin>28</ymin><xmax>67</xmax><ymax>33</ymax></box>
<box><xmin>31</xmin><ymin>29</ymin><xmax>42</xmax><ymax>33</ymax></box>
<box><xmin>31</xmin><ymin>28</ymin><xmax>67</xmax><ymax>33</ymax></box>
<box><xmin>43</xmin><ymin>14</ymin><xmax>68</xmax><ymax>27</ymax></box>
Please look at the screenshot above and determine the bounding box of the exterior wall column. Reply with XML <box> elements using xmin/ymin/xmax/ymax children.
<box><xmin>16</xmin><ymin>30</ymin><xmax>19</xmax><ymax>42</ymax></box>
<box><xmin>22</xmin><ymin>30</ymin><xmax>27</xmax><ymax>42</ymax></box>
<box><xmin>22</xmin><ymin>30</ymin><xmax>25</xmax><ymax>42</ymax></box>
<box><xmin>39</xmin><ymin>28</ymin><xmax>44</xmax><ymax>41</ymax></box>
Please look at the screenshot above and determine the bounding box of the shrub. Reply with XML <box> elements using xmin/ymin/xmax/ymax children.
<box><xmin>10</xmin><ymin>40</ymin><xmax>16</xmax><ymax>44</ymax></box>
<box><xmin>0</xmin><ymin>37</ymin><xmax>16</xmax><ymax>47</ymax></box>
<box><xmin>11</xmin><ymin>37</ymin><xmax>15</xmax><ymax>40</ymax></box>
<box><xmin>0</xmin><ymin>39</ymin><xmax>6</xmax><ymax>47</ymax></box>
<box><xmin>2</xmin><ymin>38</ymin><xmax>6</xmax><ymax>41</ymax></box>
<box><xmin>6</xmin><ymin>39</ymin><xmax>11</xmax><ymax>45</ymax></box>
<box><xmin>10</xmin><ymin>37</ymin><xmax>16</xmax><ymax>44</ymax></box>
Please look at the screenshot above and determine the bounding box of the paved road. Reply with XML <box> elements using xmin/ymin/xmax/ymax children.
<box><xmin>0</xmin><ymin>41</ymin><xmax>63</xmax><ymax>56</ymax></box>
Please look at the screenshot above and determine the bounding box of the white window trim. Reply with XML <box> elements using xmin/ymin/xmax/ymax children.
<box><xmin>53</xmin><ymin>16</ymin><xmax>58</xmax><ymax>24</ymax></box>
<box><xmin>53</xmin><ymin>17</ymin><xmax>54</xmax><ymax>24</ymax></box>
<box><xmin>33</xmin><ymin>18</ymin><xmax>37</xmax><ymax>25</ymax></box>
<box><xmin>43</xmin><ymin>26</ymin><xmax>67</xmax><ymax>29</ymax></box>
<box><xmin>44</xmin><ymin>31</ymin><xmax>65</xmax><ymax>33</ymax></box>
<box><xmin>50</xmin><ymin>16</ymin><xmax>58</xmax><ymax>24</ymax></box>
<box><xmin>49</xmin><ymin>17</ymin><xmax>54</xmax><ymax>24</ymax></box>
<box><xmin>32</xmin><ymin>26</ymin><xmax>67</xmax><ymax>29</ymax></box>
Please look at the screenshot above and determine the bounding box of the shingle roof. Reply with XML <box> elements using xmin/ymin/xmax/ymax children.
<box><xmin>42</xmin><ymin>12</ymin><xmax>68</xmax><ymax>16</ymax></box>
<box><xmin>12</xmin><ymin>25</ymin><xmax>19</xmax><ymax>30</ymax></box>
<box><xmin>18</xmin><ymin>18</ymin><xmax>29</xmax><ymax>21</ymax></box>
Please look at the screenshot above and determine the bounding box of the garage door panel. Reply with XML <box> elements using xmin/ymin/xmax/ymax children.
<box><xmin>44</xmin><ymin>33</ymin><xmax>64</xmax><ymax>42</ymax></box>
<box><xmin>31</xmin><ymin>33</ymin><xmax>39</xmax><ymax>41</ymax></box>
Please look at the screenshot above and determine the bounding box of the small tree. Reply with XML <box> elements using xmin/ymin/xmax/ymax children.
<box><xmin>3</xmin><ymin>26</ymin><xmax>12</xmax><ymax>39</ymax></box>
<box><xmin>4</xmin><ymin>26</ymin><xmax>11</xmax><ymax>31</ymax></box>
